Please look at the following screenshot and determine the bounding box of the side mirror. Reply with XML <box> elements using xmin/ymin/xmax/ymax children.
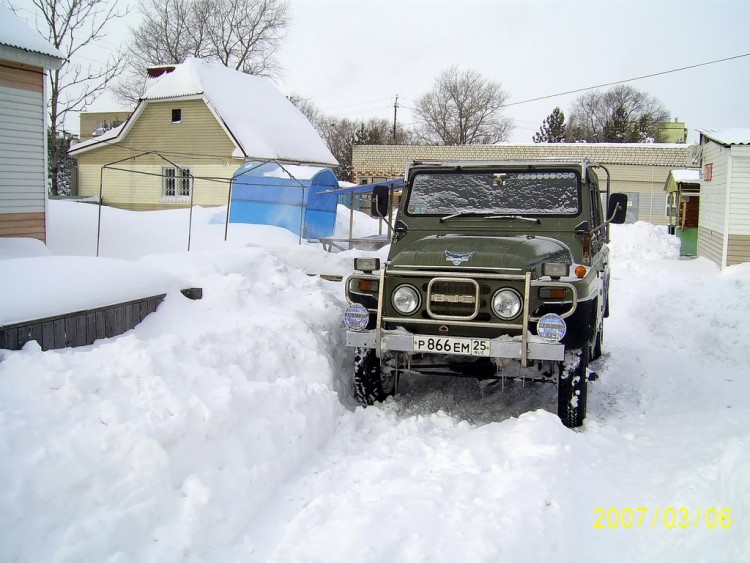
<box><xmin>607</xmin><ymin>193</ymin><xmax>628</xmax><ymax>224</ymax></box>
<box><xmin>371</xmin><ymin>185</ymin><xmax>390</xmax><ymax>218</ymax></box>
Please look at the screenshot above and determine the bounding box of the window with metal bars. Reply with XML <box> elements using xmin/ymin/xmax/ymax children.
<box><xmin>162</xmin><ymin>166</ymin><xmax>192</xmax><ymax>201</ymax></box>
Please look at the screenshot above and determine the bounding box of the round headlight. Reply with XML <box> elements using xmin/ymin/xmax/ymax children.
<box><xmin>344</xmin><ymin>303</ymin><xmax>369</xmax><ymax>331</ymax></box>
<box><xmin>392</xmin><ymin>284</ymin><xmax>420</xmax><ymax>315</ymax></box>
<box><xmin>537</xmin><ymin>313</ymin><xmax>567</xmax><ymax>343</ymax></box>
<box><xmin>492</xmin><ymin>288</ymin><xmax>522</xmax><ymax>320</ymax></box>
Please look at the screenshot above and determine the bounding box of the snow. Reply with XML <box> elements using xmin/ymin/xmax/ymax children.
<box><xmin>143</xmin><ymin>58</ymin><xmax>338</xmax><ymax>165</ymax></box>
<box><xmin>0</xmin><ymin>5</ymin><xmax>63</xmax><ymax>60</ymax></box>
<box><xmin>0</xmin><ymin>256</ymin><xmax>187</xmax><ymax>325</ymax></box>
<box><xmin>670</xmin><ymin>169</ymin><xmax>702</xmax><ymax>184</ymax></box>
<box><xmin>1</xmin><ymin>201</ymin><xmax>749</xmax><ymax>562</ymax></box>
<box><xmin>70</xmin><ymin>59</ymin><xmax>337</xmax><ymax>166</ymax></box>
<box><xmin>698</xmin><ymin>128</ymin><xmax>750</xmax><ymax>146</ymax></box>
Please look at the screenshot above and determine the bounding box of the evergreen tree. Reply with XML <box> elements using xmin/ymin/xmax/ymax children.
<box><xmin>533</xmin><ymin>107</ymin><xmax>566</xmax><ymax>143</ymax></box>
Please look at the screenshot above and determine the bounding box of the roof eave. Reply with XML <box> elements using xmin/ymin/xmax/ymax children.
<box><xmin>0</xmin><ymin>44</ymin><xmax>63</xmax><ymax>70</ymax></box>
<box><xmin>69</xmin><ymin>103</ymin><xmax>144</xmax><ymax>156</ymax></box>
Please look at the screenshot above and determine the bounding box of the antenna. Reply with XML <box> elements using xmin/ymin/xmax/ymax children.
<box><xmin>393</xmin><ymin>94</ymin><xmax>399</xmax><ymax>140</ymax></box>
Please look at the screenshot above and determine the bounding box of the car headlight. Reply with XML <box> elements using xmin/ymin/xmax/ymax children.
<box><xmin>492</xmin><ymin>288</ymin><xmax>522</xmax><ymax>320</ymax></box>
<box><xmin>344</xmin><ymin>303</ymin><xmax>369</xmax><ymax>331</ymax></box>
<box><xmin>537</xmin><ymin>313</ymin><xmax>566</xmax><ymax>343</ymax></box>
<box><xmin>392</xmin><ymin>284</ymin><xmax>420</xmax><ymax>315</ymax></box>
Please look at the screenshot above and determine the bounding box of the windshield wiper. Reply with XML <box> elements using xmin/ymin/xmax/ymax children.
<box><xmin>487</xmin><ymin>215</ymin><xmax>541</xmax><ymax>224</ymax></box>
<box><xmin>439</xmin><ymin>211</ymin><xmax>491</xmax><ymax>222</ymax></box>
<box><xmin>440</xmin><ymin>211</ymin><xmax>541</xmax><ymax>224</ymax></box>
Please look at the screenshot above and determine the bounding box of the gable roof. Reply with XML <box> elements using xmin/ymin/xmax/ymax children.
<box><xmin>0</xmin><ymin>5</ymin><xmax>63</xmax><ymax>67</ymax></box>
<box><xmin>70</xmin><ymin>58</ymin><xmax>338</xmax><ymax>167</ymax></box>
<box><xmin>699</xmin><ymin>128</ymin><xmax>750</xmax><ymax>146</ymax></box>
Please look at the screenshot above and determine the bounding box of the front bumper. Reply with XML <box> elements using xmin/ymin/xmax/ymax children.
<box><xmin>346</xmin><ymin>329</ymin><xmax>564</xmax><ymax>362</ymax></box>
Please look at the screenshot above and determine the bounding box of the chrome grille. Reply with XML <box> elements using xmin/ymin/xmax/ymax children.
<box><xmin>427</xmin><ymin>278</ymin><xmax>479</xmax><ymax>319</ymax></box>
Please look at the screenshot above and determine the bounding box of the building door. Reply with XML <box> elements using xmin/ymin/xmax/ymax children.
<box><xmin>624</xmin><ymin>192</ymin><xmax>639</xmax><ymax>223</ymax></box>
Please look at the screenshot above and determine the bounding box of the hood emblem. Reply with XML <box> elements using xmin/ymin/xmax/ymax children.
<box><xmin>445</xmin><ymin>250</ymin><xmax>475</xmax><ymax>266</ymax></box>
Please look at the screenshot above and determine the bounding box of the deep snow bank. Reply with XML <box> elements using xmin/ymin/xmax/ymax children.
<box><xmin>0</xmin><ymin>245</ymin><xmax>350</xmax><ymax>562</ymax></box>
<box><xmin>3</xmin><ymin>210</ymin><xmax>749</xmax><ymax>562</ymax></box>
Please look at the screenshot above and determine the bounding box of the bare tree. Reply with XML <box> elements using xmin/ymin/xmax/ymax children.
<box><xmin>288</xmin><ymin>96</ymin><xmax>414</xmax><ymax>180</ymax></box>
<box><xmin>17</xmin><ymin>0</ymin><xmax>127</xmax><ymax>195</ymax></box>
<box><xmin>414</xmin><ymin>66</ymin><xmax>513</xmax><ymax>145</ymax></box>
<box><xmin>114</xmin><ymin>0</ymin><xmax>289</xmax><ymax>103</ymax></box>
<box><xmin>567</xmin><ymin>85</ymin><xmax>671</xmax><ymax>143</ymax></box>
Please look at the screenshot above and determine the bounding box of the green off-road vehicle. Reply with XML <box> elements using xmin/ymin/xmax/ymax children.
<box><xmin>343</xmin><ymin>160</ymin><xmax>627</xmax><ymax>428</ymax></box>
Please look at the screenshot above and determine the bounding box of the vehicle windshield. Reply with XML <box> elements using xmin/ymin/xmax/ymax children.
<box><xmin>406</xmin><ymin>171</ymin><xmax>580</xmax><ymax>216</ymax></box>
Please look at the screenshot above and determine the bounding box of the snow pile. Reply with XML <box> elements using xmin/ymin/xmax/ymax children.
<box><xmin>0</xmin><ymin>246</ymin><xmax>350</xmax><ymax>562</ymax></box>
<box><xmin>1</xmin><ymin>209</ymin><xmax>749</xmax><ymax>562</ymax></box>
<box><xmin>609</xmin><ymin>221</ymin><xmax>681</xmax><ymax>261</ymax></box>
<box><xmin>0</xmin><ymin>237</ymin><xmax>52</xmax><ymax>260</ymax></box>
<box><xmin>0</xmin><ymin>256</ymin><xmax>187</xmax><ymax>325</ymax></box>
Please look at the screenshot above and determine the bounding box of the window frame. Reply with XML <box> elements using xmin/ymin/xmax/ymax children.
<box><xmin>162</xmin><ymin>165</ymin><xmax>192</xmax><ymax>202</ymax></box>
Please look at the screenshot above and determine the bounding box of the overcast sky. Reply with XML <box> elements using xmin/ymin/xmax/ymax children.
<box><xmin>277</xmin><ymin>0</ymin><xmax>750</xmax><ymax>143</ymax></box>
<box><xmin>10</xmin><ymin>0</ymin><xmax>750</xmax><ymax>143</ymax></box>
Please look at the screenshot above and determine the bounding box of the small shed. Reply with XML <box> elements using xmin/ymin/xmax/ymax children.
<box><xmin>697</xmin><ymin>129</ymin><xmax>750</xmax><ymax>268</ymax></box>
<box><xmin>229</xmin><ymin>161</ymin><xmax>338</xmax><ymax>239</ymax></box>
<box><xmin>664</xmin><ymin>169</ymin><xmax>701</xmax><ymax>256</ymax></box>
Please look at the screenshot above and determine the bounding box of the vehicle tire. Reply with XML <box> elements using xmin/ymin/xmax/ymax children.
<box><xmin>557</xmin><ymin>346</ymin><xmax>589</xmax><ymax>428</ymax></box>
<box><xmin>353</xmin><ymin>347</ymin><xmax>396</xmax><ymax>406</ymax></box>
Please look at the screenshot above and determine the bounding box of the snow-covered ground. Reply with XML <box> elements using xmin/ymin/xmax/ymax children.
<box><xmin>1</xmin><ymin>200</ymin><xmax>748</xmax><ymax>562</ymax></box>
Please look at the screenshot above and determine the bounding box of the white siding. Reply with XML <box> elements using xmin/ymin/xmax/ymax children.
<box><xmin>698</xmin><ymin>142</ymin><xmax>729</xmax><ymax>233</ymax></box>
<box><xmin>0</xmin><ymin>82</ymin><xmax>46</xmax><ymax>213</ymax></box>
<box><xmin>728</xmin><ymin>146</ymin><xmax>750</xmax><ymax>235</ymax></box>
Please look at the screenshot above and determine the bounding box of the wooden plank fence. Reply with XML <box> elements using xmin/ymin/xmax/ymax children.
<box><xmin>1</xmin><ymin>294</ymin><xmax>165</xmax><ymax>351</ymax></box>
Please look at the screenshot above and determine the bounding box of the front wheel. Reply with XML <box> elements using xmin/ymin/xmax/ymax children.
<box><xmin>557</xmin><ymin>346</ymin><xmax>589</xmax><ymax>428</ymax></box>
<box><xmin>353</xmin><ymin>348</ymin><xmax>396</xmax><ymax>406</ymax></box>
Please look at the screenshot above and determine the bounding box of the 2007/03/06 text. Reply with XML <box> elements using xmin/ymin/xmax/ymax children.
<box><xmin>594</xmin><ymin>507</ymin><xmax>732</xmax><ymax>529</ymax></box>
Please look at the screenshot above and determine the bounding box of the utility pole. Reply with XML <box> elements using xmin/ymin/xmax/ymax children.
<box><xmin>393</xmin><ymin>94</ymin><xmax>399</xmax><ymax>141</ymax></box>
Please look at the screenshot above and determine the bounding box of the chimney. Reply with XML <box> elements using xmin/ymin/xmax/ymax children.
<box><xmin>146</xmin><ymin>65</ymin><xmax>177</xmax><ymax>79</ymax></box>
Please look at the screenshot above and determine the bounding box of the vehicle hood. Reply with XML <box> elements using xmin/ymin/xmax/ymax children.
<box><xmin>389</xmin><ymin>234</ymin><xmax>572</xmax><ymax>272</ymax></box>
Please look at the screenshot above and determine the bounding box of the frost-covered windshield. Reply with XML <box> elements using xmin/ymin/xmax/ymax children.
<box><xmin>406</xmin><ymin>171</ymin><xmax>580</xmax><ymax>216</ymax></box>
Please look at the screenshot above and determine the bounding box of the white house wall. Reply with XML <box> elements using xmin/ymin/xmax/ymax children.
<box><xmin>728</xmin><ymin>145</ymin><xmax>750</xmax><ymax>235</ymax></box>
<box><xmin>698</xmin><ymin>141</ymin><xmax>729</xmax><ymax>233</ymax></box>
<box><xmin>0</xmin><ymin>70</ymin><xmax>45</xmax><ymax>213</ymax></box>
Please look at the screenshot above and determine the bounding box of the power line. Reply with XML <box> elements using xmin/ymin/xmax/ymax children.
<box><xmin>501</xmin><ymin>52</ymin><xmax>750</xmax><ymax>108</ymax></box>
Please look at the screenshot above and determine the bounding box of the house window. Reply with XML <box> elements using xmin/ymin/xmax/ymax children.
<box><xmin>703</xmin><ymin>163</ymin><xmax>713</xmax><ymax>182</ymax></box>
<box><xmin>172</xmin><ymin>109</ymin><xmax>182</xmax><ymax>123</ymax></box>
<box><xmin>162</xmin><ymin>166</ymin><xmax>192</xmax><ymax>200</ymax></box>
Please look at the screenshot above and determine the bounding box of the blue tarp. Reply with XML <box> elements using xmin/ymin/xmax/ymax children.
<box><xmin>229</xmin><ymin>161</ymin><xmax>339</xmax><ymax>239</ymax></box>
<box><xmin>321</xmin><ymin>178</ymin><xmax>404</xmax><ymax>195</ymax></box>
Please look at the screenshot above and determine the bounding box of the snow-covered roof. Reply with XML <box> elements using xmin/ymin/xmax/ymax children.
<box><xmin>699</xmin><ymin>128</ymin><xmax>750</xmax><ymax>146</ymax></box>
<box><xmin>72</xmin><ymin>58</ymin><xmax>337</xmax><ymax>166</ymax></box>
<box><xmin>0</xmin><ymin>5</ymin><xmax>63</xmax><ymax>63</ymax></box>
<box><xmin>669</xmin><ymin>169</ymin><xmax>701</xmax><ymax>184</ymax></box>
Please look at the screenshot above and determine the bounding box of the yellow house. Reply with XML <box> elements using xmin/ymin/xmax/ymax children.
<box><xmin>69</xmin><ymin>58</ymin><xmax>337</xmax><ymax>211</ymax></box>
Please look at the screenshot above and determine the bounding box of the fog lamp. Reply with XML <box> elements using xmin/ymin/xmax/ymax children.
<box><xmin>354</xmin><ymin>258</ymin><xmax>380</xmax><ymax>273</ymax></box>
<box><xmin>542</xmin><ymin>263</ymin><xmax>568</xmax><ymax>278</ymax></box>
<box><xmin>344</xmin><ymin>303</ymin><xmax>369</xmax><ymax>331</ymax></box>
<box><xmin>537</xmin><ymin>313</ymin><xmax>566</xmax><ymax>343</ymax></box>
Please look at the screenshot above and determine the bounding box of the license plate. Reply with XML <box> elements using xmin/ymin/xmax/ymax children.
<box><xmin>413</xmin><ymin>335</ymin><xmax>490</xmax><ymax>356</ymax></box>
